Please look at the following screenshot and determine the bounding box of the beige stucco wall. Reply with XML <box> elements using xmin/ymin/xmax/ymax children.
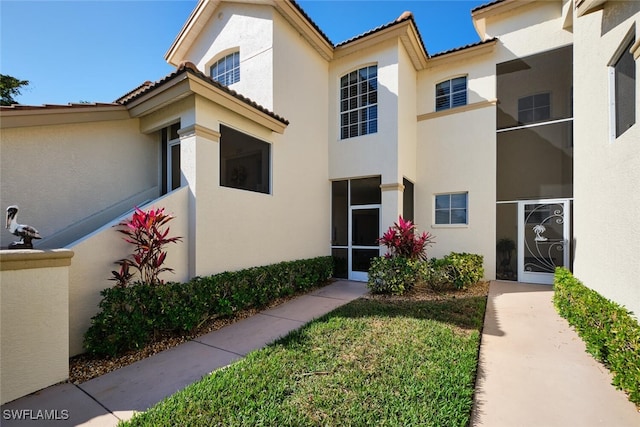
<box><xmin>397</xmin><ymin>40</ymin><xmax>418</xmax><ymax>209</ymax></box>
<box><xmin>0</xmin><ymin>249</ymin><xmax>72</xmax><ymax>404</ymax></box>
<box><xmin>67</xmin><ymin>188</ymin><xmax>189</xmax><ymax>356</ymax></box>
<box><xmin>415</xmin><ymin>43</ymin><xmax>497</xmax><ymax>278</ymax></box>
<box><xmin>0</xmin><ymin>119</ymin><xmax>158</xmax><ymax>248</ymax></box>
<box><xmin>416</xmin><ymin>105</ymin><xmax>497</xmax><ymax>277</ymax></box>
<box><xmin>328</xmin><ymin>39</ymin><xmax>405</xmax><ymax>232</ymax></box>
<box><xmin>329</xmin><ymin>40</ymin><xmax>399</xmax><ymax>183</ymax></box>
<box><xmin>573</xmin><ymin>2</ymin><xmax>640</xmax><ymax>317</ymax></box>
<box><xmin>184</xmin><ymin>2</ymin><xmax>274</xmax><ymax>110</ymax></box>
<box><xmin>484</xmin><ymin>1</ymin><xmax>573</xmax><ymax>57</ymax></box>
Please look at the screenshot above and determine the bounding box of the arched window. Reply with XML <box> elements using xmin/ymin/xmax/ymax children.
<box><xmin>210</xmin><ymin>51</ymin><xmax>240</xmax><ymax>86</ymax></box>
<box><xmin>340</xmin><ymin>65</ymin><xmax>378</xmax><ymax>139</ymax></box>
<box><xmin>435</xmin><ymin>76</ymin><xmax>467</xmax><ymax>111</ymax></box>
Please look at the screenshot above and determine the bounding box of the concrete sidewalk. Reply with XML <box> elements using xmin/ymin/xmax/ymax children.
<box><xmin>472</xmin><ymin>280</ymin><xmax>639</xmax><ymax>427</ymax></box>
<box><xmin>1</xmin><ymin>280</ymin><xmax>368</xmax><ymax>426</ymax></box>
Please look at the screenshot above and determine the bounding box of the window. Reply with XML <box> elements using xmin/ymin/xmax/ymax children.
<box><xmin>435</xmin><ymin>76</ymin><xmax>467</xmax><ymax>111</ymax></box>
<box><xmin>518</xmin><ymin>93</ymin><xmax>550</xmax><ymax>124</ymax></box>
<box><xmin>435</xmin><ymin>192</ymin><xmax>468</xmax><ymax>225</ymax></box>
<box><xmin>220</xmin><ymin>125</ymin><xmax>270</xmax><ymax>194</ymax></box>
<box><xmin>340</xmin><ymin>65</ymin><xmax>378</xmax><ymax>139</ymax></box>
<box><xmin>403</xmin><ymin>178</ymin><xmax>414</xmax><ymax>223</ymax></box>
<box><xmin>161</xmin><ymin>122</ymin><xmax>181</xmax><ymax>195</ymax></box>
<box><xmin>210</xmin><ymin>51</ymin><xmax>240</xmax><ymax>86</ymax></box>
<box><xmin>610</xmin><ymin>36</ymin><xmax>636</xmax><ymax>139</ymax></box>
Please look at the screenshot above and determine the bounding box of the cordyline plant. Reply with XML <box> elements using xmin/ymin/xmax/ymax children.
<box><xmin>110</xmin><ymin>207</ymin><xmax>182</xmax><ymax>287</ymax></box>
<box><xmin>378</xmin><ymin>216</ymin><xmax>434</xmax><ymax>261</ymax></box>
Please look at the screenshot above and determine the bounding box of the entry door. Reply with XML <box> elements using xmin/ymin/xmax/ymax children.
<box><xmin>167</xmin><ymin>141</ymin><xmax>181</xmax><ymax>192</ymax></box>
<box><xmin>349</xmin><ymin>206</ymin><xmax>381</xmax><ymax>281</ymax></box>
<box><xmin>518</xmin><ymin>199</ymin><xmax>570</xmax><ymax>284</ymax></box>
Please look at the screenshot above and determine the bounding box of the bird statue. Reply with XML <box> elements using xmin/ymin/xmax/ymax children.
<box><xmin>5</xmin><ymin>205</ymin><xmax>42</xmax><ymax>249</ymax></box>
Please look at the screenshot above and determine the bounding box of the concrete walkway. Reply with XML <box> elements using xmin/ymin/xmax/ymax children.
<box><xmin>472</xmin><ymin>280</ymin><xmax>639</xmax><ymax>426</ymax></box>
<box><xmin>3</xmin><ymin>279</ymin><xmax>638</xmax><ymax>426</ymax></box>
<box><xmin>1</xmin><ymin>280</ymin><xmax>368</xmax><ymax>426</ymax></box>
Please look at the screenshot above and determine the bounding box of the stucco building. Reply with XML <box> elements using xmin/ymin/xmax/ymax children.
<box><xmin>1</xmin><ymin>0</ymin><xmax>638</xmax><ymax>362</ymax></box>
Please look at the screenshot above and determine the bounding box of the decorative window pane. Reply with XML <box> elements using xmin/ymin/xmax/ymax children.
<box><xmin>340</xmin><ymin>65</ymin><xmax>378</xmax><ymax>139</ymax></box>
<box><xmin>220</xmin><ymin>125</ymin><xmax>270</xmax><ymax>194</ymax></box>
<box><xmin>435</xmin><ymin>76</ymin><xmax>467</xmax><ymax>111</ymax></box>
<box><xmin>210</xmin><ymin>52</ymin><xmax>240</xmax><ymax>86</ymax></box>
<box><xmin>613</xmin><ymin>37</ymin><xmax>636</xmax><ymax>138</ymax></box>
<box><xmin>435</xmin><ymin>192</ymin><xmax>468</xmax><ymax>225</ymax></box>
<box><xmin>518</xmin><ymin>92</ymin><xmax>551</xmax><ymax>124</ymax></box>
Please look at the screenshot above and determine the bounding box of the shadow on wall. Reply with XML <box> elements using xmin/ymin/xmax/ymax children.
<box><xmin>601</xmin><ymin>1</ymin><xmax>639</xmax><ymax>37</ymax></box>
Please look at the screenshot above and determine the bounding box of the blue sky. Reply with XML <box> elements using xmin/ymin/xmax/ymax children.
<box><xmin>1</xmin><ymin>0</ymin><xmax>487</xmax><ymax>105</ymax></box>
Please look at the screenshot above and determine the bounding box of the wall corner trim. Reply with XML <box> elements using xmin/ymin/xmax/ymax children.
<box><xmin>631</xmin><ymin>38</ymin><xmax>640</xmax><ymax>61</ymax></box>
<box><xmin>178</xmin><ymin>123</ymin><xmax>221</xmax><ymax>142</ymax></box>
<box><xmin>417</xmin><ymin>99</ymin><xmax>497</xmax><ymax>122</ymax></box>
<box><xmin>380</xmin><ymin>183</ymin><xmax>405</xmax><ymax>192</ymax></box>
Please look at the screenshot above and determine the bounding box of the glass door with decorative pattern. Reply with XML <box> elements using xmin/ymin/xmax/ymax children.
<box><xmin>518</xmin><ymin>199</ymin><xmax>570</xmax><ymax>284</ymax></box>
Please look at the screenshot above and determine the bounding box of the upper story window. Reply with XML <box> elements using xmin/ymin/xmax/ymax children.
<box><xmin>610</xmin><ymin>35</ymin><xmax>636</xmax><ymax>139</ymax></box>
<box><xmin>210</xmin><ymin>51</ymin><xmax>240</xmax><ymax>86</ymax></box>
<box><xmin>340</xmin><ymin>65</ymin><xmax>378</xmax><ymax>139</ymax></box>
<box><xmin>435</xmin><ymin>76</ymin><xmax>467</xmax><ymax>111</ymax></box>
<box><xmin>518</xmin><ymin>92</ymin><xmax>551</xmax><ymax>124</ymax></box>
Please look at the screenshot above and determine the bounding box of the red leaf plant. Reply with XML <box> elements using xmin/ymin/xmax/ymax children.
<box><xmin>110</xmin><ymin>207</ymin><xmax>182</xmax><ymax>287</ymax></box>
<box><xmin>377</xmin><ymin>216</ymin><xmax>434</xmax><ymax>261</ymax></box>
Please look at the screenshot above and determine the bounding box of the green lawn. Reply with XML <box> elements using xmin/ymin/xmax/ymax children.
<box><xmin>122</xmin><ymin>295</ymin><xmax>486</xmax><ymax>427</ymax></box>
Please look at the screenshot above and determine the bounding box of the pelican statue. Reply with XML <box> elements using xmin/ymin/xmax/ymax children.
<box><xmin>5</xmin><ymin>205</ymin><xmax>42</xmax><ymax>249</ymax></box>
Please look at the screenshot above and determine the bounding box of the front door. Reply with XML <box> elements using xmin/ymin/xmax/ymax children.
<box><xmin>518</xmin><ymin>199</ymin><xmax>570</xmax><ymax>284</ymax></box>
<box><xmin>350</xmin><ymin>206</ymin><xmax>381</xmax><ymax>281</ymax></box>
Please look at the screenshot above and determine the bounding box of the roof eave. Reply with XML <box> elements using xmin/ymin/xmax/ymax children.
<box><xmin>575</xmin><ymin>0</ymin><xmax>607</xmax><ymax>17</ymax></box>
<box><xmin>334</xmin><ymin>19</ymin><xmax>428</xmax><ymax>70</ymax></box>
<box><xmin>426</xmin><ymin>38</ymin><xmax>498</xmax><ymax>69</ymax></box>
<box><xmin>165</xmin><ymin>0</ymin><xmax>222</xmax><ymax>67</ymax></box>
<box><xmin>273</xmin><ymin>0</ymin><xmax>334</xmax><ymax>61</ymax></box>
<box><xmin>0</xmin><ymin>104</ymin><xmax>129</xmax><ymax>129</ymax></box>
<box><xmin>125</xmin><ymin>70</ymin><xmax>288</xmax><ymax>134</ymax></box>
<box><xmin>165</xmin><ymin>0</ymin><xmax>334</xmax><ymax>66</ymax></box>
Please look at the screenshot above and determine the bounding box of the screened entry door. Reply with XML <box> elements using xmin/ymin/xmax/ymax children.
<box><xmin>518</xmin><ymin>199</ymin><xmax>570</xmax><ymax>284</ymax></box>
<box><xmin>350</xmin><ymin>206</ymin><xmax>381</xmax><ymax>281</ymax></box>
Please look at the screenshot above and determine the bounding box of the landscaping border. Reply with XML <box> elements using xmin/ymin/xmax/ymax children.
<box><xmin>553</xmin><ymin>267</ymin><xmax>640</xmax><ymax>406</ymax></box>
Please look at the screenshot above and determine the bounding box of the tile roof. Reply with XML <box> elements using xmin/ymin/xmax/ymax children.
<box><xmin>289</xmin><ymin>0</ymin><xmax>334</xmax><ymax>46</ymax></box>
<box><xmin>471</xmin><ymin>0</ymin><xmax>507</xmax><ymax>14</ymax></box>
<box><xmin>430</xmin><ymin>37</ymin><xmax>498</xmax><ymax>58</ymax></box>
<box><xmin>334</xmin><ymin>11</ymin><xmax>429</xmax><ymax>57</ymax></box>
<box><xmin>116</xmin><ymin>62</ymin><xmax>289</xmax><ymax>125</ymax></box>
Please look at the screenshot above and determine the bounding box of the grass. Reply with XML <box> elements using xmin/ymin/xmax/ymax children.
<box><xmin>121</xmin><ymin>295</ymin><xmax>486</xmax><ymax>427</ymax></box>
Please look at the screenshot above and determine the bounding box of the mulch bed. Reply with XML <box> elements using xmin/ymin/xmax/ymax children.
<box><xmin>69</xmin><ymin>280</ymin><xmax>490</xmax><ymax>384</ymax></box>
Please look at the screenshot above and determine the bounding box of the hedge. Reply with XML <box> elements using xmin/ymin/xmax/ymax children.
<box><xmin>425</xmin><ymin>252</ymin><xmax>485</xmax><ymax>291</ymax></box>
<box><xmin>554</xmin><ymin>267</ymin><xmax>640</xmax><ymax>406</ymax></box>
<box><xmin>85</xmin><ymin>256</ymin><xmax>333</xmax><ymax>356</ymax></box>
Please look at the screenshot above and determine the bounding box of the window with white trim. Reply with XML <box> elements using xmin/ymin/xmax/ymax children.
<box><xmin>610</xmin><ymin>35</ymin><xmax>636</xmax><ymax>139</ymax></box>
<box><xmin>518</xmin><ymin>92</ymin><xmax>551</xmax><ymax>124</ymax></box>
<box><xmin>161</xmin><ymin>122</ymin><xmax>181</xmax><ymax>195</ymax></box>
<box><xmin>435</xmin><ymin>76</ymin><xmax>467</xmax><ymax>111</ymax></box>
<box><xmin>340</xmin><ymin>65</ymin><xmax>378</xmax><ymax>139</ymax></box>
<box><xmin>435</xmin><ymin>192</ymin><xmax>468</xmax><ymax>225</ymax></box>
<box><xmin>210</xmin><ymin>51</ymin><xmax>240</xmax><ymax>86</ymax></box>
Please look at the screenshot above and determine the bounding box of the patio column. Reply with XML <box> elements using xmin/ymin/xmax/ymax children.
<box><xmin>380</xmin><ymin>182</ymin><xmax>404</xmax><ymax>232</ymax></box>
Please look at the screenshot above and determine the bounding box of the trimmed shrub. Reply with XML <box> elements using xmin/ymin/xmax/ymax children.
<box><xmin>367</xmin><ymin>256</ymin><xmax>424</xmax><ymax>295</ymax></box>
<box><xmin>424</xmin><ymin>252</ymin><xmax>484</xmax><ymax>290</ymax></box>
<box><xmin>84</xmin><ymin>256</ymin><xmax>333</xmax><ymax>356</ymax></box>
<box><xmin>554</xmin><ymin>267</ymin><xmax>640</xmax><ymax>406</ymax></box>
